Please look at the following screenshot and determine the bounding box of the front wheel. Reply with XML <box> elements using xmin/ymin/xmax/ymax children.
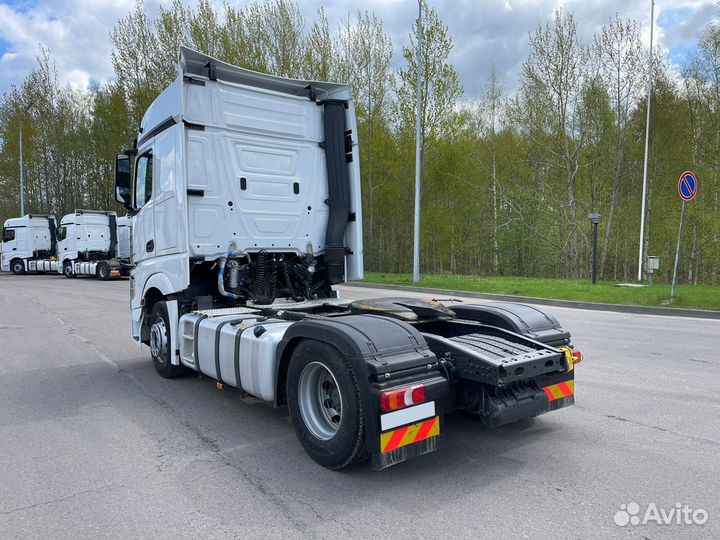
<box><xmin>286</xmin><ymin>340</ymin><xmax>366</xmax><ymax>469</ymax></box>
<box><xmin>63</xmin><ymin>262</ymin><xmax>75</xmax><ymax>278</ymax></box>
<box><xmin>149</xmin><ymin>301</ymin><xmax>185</xmax><ymax>378</ymax></box>
<box><xmin>96</xmin><ymin>261</ymin><xmax>110</xmax><ymax>281</ymax></box>
<box><xmin>11</xmin><ymin>259</ymin><xmax>25</xmax><ymax>275</ymax></box>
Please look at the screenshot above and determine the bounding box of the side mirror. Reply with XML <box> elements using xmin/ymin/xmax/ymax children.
<box><xmin>115</xmin><ymin>153</ymin><xmax>133</xmax><ymax>211</ymax></box>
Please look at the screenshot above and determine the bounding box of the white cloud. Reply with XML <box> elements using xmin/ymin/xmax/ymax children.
<box><xmin>0</xmin><ymin>0</ymin><xmax>134</xmax><ymax>94</ymax></box>
<box><xmin>0</xmin><ymin>0</ymin><xmax>717</xmax><ymax>98</ymax></box>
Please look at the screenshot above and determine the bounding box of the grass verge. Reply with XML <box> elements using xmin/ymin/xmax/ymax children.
<box><xmin>361</xmin><ymin>273</ymin><xmax>720</xmax><ymax>312</ymax></box>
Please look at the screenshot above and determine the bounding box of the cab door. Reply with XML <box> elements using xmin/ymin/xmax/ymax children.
<box><xmin>1</xmin><ymin>227</ymin><xmax>17</xmax><ymax>269</ymax></box>
<box><xmin>132</xmin><ymin>150</ymin><xmax>155</xmax><ymax>264</ymax></box>
<box><xmin>1</xmin><ymin>227</ymin><xmax>16</xmax><ymax>252</ymax></box>
<box><xmin>153</xmin><ymin>129</ymin><xmax>182</xmax><ymax>256</ymax></box>
<box><xmin>14</xmin><ymin>227</ymin><xmax>29</xmax><ymax>256</ymax></box>
<box><xmin>57</xmin><ymin>225</ymin><xmax>68</xmax><ymax>256</ymax></box>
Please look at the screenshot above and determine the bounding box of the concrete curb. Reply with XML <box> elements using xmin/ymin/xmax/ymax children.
<box><xmin>347</xmin><ymin>282</ymin><xmax>720</xmax><ymax>320</ymax></box>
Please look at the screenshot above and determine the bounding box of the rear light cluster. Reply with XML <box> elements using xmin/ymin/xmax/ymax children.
<box><xmin>571</xmin><ymin>350</ymin><xmax>583</xmax><ymax>365</ymax></box>
<box><xmin>380</xmin><ymin>384</ymin><xmax>427</xmax><ymax>412</ymax></box>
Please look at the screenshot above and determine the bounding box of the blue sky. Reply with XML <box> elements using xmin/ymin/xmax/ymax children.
<box><xmin>0</xmin><ymin>0</ymin><xmax>717</xmax><ymax>97</ymax></box>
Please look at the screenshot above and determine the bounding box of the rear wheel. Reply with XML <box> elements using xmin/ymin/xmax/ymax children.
<box><xmin>150</xmin><ymin>301</ymin><xmax>185</xmax><ymax>378</ymax></box>
<box><xmin>63</xmin><ymin>262</ymin><xmax>75</xmax><ymax>278</ymax></box>
<box><xmin>287</xmin><ymin>340</ymin><xmax>366</xmax><ymax>469</ymax></box>
<box><xmin>96</xmin><ymin>261</ymin><xmax>110</xmax><ymax>281</ymax></box>
<box><xmin>10</xmin><ymin>259</ymin><xmax>25</xmax><ymax>275</ymax></box>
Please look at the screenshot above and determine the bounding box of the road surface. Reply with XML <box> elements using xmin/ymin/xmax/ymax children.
<box><xmin>0</xmin><ymin>273</ymin><xmax>718</xmax><ymax>539</ymax></box>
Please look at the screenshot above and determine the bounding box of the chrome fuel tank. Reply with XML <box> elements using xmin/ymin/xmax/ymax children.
<box><xmin>179</xmin><ymin>311</ymin><xmax>293</xmax><ymax>402</ymax></box>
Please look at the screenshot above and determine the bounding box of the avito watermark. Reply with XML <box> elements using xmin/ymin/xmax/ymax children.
<box><xmin>614</xmin><ymin>502</ymin><xmax>708</xmax><ymax>527</ymax></box>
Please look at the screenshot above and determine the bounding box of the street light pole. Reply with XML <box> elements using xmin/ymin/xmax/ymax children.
<box><xmin>638</xmin><ymin>0</ymin><xmax>655</xmax><ymax>281</ymax></box>
<box><xmin>412</xmin><ymin>0</ymin><xmax>423</xmax><ymax>284</ymax></box>
<box><xmin>19</xmin><ymin>121</ymin><xmax>25</xmax><ymax>215</ymax></box>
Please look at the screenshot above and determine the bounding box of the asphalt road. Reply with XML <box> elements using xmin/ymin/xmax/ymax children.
<box><xmin>0</xmin><ymin>273</ymin><xmax>718</xmax><ymax>540</ymax></box>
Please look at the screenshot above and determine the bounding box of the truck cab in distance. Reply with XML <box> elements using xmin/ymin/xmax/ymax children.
<box><xmin>117</xmin><ymin>47</ymin><xmax>581</xmax><ymax>471</ymax></box>
<box><xmin>57</xmin><ymin>210</ymin><xmax>133</xmax><ymax>280</ymax></box>
<box><xmin>1</xmin><ymin>214</ymin><xmax>58</xmax><ymax>274</ymax></box>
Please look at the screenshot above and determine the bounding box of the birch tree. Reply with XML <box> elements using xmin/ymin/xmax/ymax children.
<box><xmin>516</xmin><ymin>10</ymin><xmax>590</xmax><ymax>277</ymax></box>
<box><xmin>594</xmin><ymin>15</ymin><xmax>645</xmax><ymax>277</ymax></box>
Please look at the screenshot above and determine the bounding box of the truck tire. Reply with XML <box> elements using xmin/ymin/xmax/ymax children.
<box><xmin>286</xmin><ymin>340</ymin><xmax>367</xmax><ymax>470</ymax></box>
<box><xmin>96</xmin><ymin>261</ymin><xmax>110</xmax><ymax>281</ymax></box>
<box><xmin>149</xmin><ymin>301</ymin><xmax>185</xmax><ymax>378</ymax></box>
<box><xmin>10</xmin><ymin>259</ymin><xmax>25</xmax><ymax>275</ymax></box>
<box><xmin>63</xmin><ymin>262</ymin><xmax>76</xmax><ymax>278</ymax></box>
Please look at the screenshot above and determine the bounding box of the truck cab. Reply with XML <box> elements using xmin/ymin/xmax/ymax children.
<box><xmin>1</xmin><ymin>215</ymin><xmax>57</xmax><ymax>274</ymax></box>
<box><xmin>115</xmin><ymin>46</ymin><xmax>362</xmax><ymax>341</ymax></box>
<box><xmin>57</xmin><ymin>210</ymin><xmax>132</xmax><ymax>279</ymax></box>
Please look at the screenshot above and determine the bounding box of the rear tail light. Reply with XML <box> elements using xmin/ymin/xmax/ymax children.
<box><xmin>571</xmin><ymin>349</ymin><xmax>583</xmax><ymax>365</ymax></box>
<box><xmin>380</xmin><ymin>384</ymin><xmax>427</xmax><ymax>412</ymax></box>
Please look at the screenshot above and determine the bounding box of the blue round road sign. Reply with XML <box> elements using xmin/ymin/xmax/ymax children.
<box><xmin>678</xmin><ymin>171</ymin><xmax>699</xmax><ymax>202</ymax></box>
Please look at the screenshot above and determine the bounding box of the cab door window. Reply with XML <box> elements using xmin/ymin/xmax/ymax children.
<box><xmin>57</xmin><ymin>226</ymin><xmax>67</xmax><ymax>241</ymax></box>
<box><xmin>134</xmin><ymin>151</ymin><xmax>154</xmax><ymax>210</ymax></box>
<box><xmin>2</xmin><ymin>228</ymin><xmax>15</xmax><ymax>242</ymax></box>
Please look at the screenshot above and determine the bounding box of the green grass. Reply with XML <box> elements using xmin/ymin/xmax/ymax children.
<box><xmin>361</xmin><ymin>273</ymin><xmax>720</xmax><ymax>312</ymax></box>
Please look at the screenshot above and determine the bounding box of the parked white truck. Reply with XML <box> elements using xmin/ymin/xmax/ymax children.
<box><xmin>57</xmin><ymin>210</ymin><xmax>133</xmax><ymax>279</ymax></box>
<box><xmin>115</xmin><ymin>47</ymin><xmax>582</xmax><ymax>470</ymax></box>
<box><xmin>0</xmin><ymin>214</ymin><xmax>58</xmax><ymax>274</ymax></box>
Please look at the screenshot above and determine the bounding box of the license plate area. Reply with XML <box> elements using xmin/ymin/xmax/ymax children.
<box><xmin>380</xmin><ymin>415</ymin><xmax>440</xmax><ymax>454</ymax></box>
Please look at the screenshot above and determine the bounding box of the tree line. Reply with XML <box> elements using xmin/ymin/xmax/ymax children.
<box><xmin>0</xmin><ymin>0</ymin><xmax>718</xmax><ymax>284</ymax></box>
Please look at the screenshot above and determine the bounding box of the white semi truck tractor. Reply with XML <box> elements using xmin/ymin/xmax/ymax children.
<box><xmin>57</xmin><ymin>210</ymin><xmax>133</xmax><ymax>279</ymax></box>
<box><xmin>0</xmin><ymin>214</ymin><xmax>58</xmax><ymax>274</ymax></box>
<box><xmin>115</xmin><ymin>47</ymin><xmax>582</xmax><ymax>470</ymax></box>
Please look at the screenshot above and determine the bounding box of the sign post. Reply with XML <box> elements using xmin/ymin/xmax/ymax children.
<box><xmin>588</xmin><ymin>213</ymin><xmax>601</xmax><ymax>284</ymax></box>
<box><xmin>670</xmin><ymin>171</ymin><xmax>699</xmax><ymax>300</ymax></box>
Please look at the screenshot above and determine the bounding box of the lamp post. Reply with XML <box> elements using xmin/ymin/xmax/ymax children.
<box><xmin>17</xmin><ymin>100</ymin><xmax>35</xmax><ymax>216</ymax></box>
<box><xmin>588</xmin><ymin>213</ymin><xmax>601</xmax><ymax>284</ymax></box>
<box><xmin>19</xmin><ymin>120</ymin><xmax>25</xmax><ymax>215</ymax></box>
<box><xmin>412</xmin><ymin>0</ymin><xmax>423</xmax><ymax>284</ymax></box>
<box><xmin>638</xmin><ymin>0</ymin><xmax>655</xmax><ymax>281</ymax></box>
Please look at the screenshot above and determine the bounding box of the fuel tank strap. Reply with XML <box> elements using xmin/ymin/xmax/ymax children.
<box><xmin>214</xmin><ymin>321</ymin><xmax>230</xmax><ymax>385</ymax></box>
<box><xmin>193</xmin><ymin>314</ymin><xmax>208</xmax><ymax>376</ymax></box>
<box><xmin>234</xmin><ymin>326</ymin><xmax>248</xmax><ymax>391</ymax></box>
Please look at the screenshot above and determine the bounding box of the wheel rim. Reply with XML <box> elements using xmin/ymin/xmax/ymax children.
<box><xmin>298</xmin><ymin>361</ymin><xmax>343</xmax><ymax>440</ymax></box>
<box><xmin>149</xmin><ymin>318</ymin><xmax>168</xmax><ymax>360</ymax></box>
<box><xmin>100</xmin><ymin>267</ymin><xmax>107</xmax><ymax>278</ymax></box>
<box><xmin>64</xmin><ymin>265</ymin><xmax>71</xmax><ymax>276</ymax></box>
<box><xmin>13</xmin><ymin>262</ymin><xmax>23</xmax><ymax>273</ymax></box>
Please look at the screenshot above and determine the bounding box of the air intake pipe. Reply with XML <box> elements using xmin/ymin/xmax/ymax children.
<box><xmin>48</xmin><ymin>216</ymin><xmax>57</xmax><ymax>254</ymax></box>
<box><xmin>322</xmin><ymin>101</ymin><xmax>351</xmax><ymax>285</ymax></box>
<box><xmin>108</xmin><ymin>214</ymin><xmax>117</xmax><ymax>259</ymax></box>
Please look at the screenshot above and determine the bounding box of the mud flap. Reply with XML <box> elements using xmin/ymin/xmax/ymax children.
<box><xmin>372</xmin><ymin>434</ymin><xmax>439</xmax><ymax>471</ymax></box>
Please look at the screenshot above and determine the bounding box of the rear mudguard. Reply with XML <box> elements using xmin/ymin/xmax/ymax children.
<box><xmin>451</xmin><ymin>302</ymin><xmax>570</xmax><ymax>347</ymax></box>
<box><xmin>275</xmin><ymin>314</ymin><xmax>445</xmax><ymax>459</ymax></box>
